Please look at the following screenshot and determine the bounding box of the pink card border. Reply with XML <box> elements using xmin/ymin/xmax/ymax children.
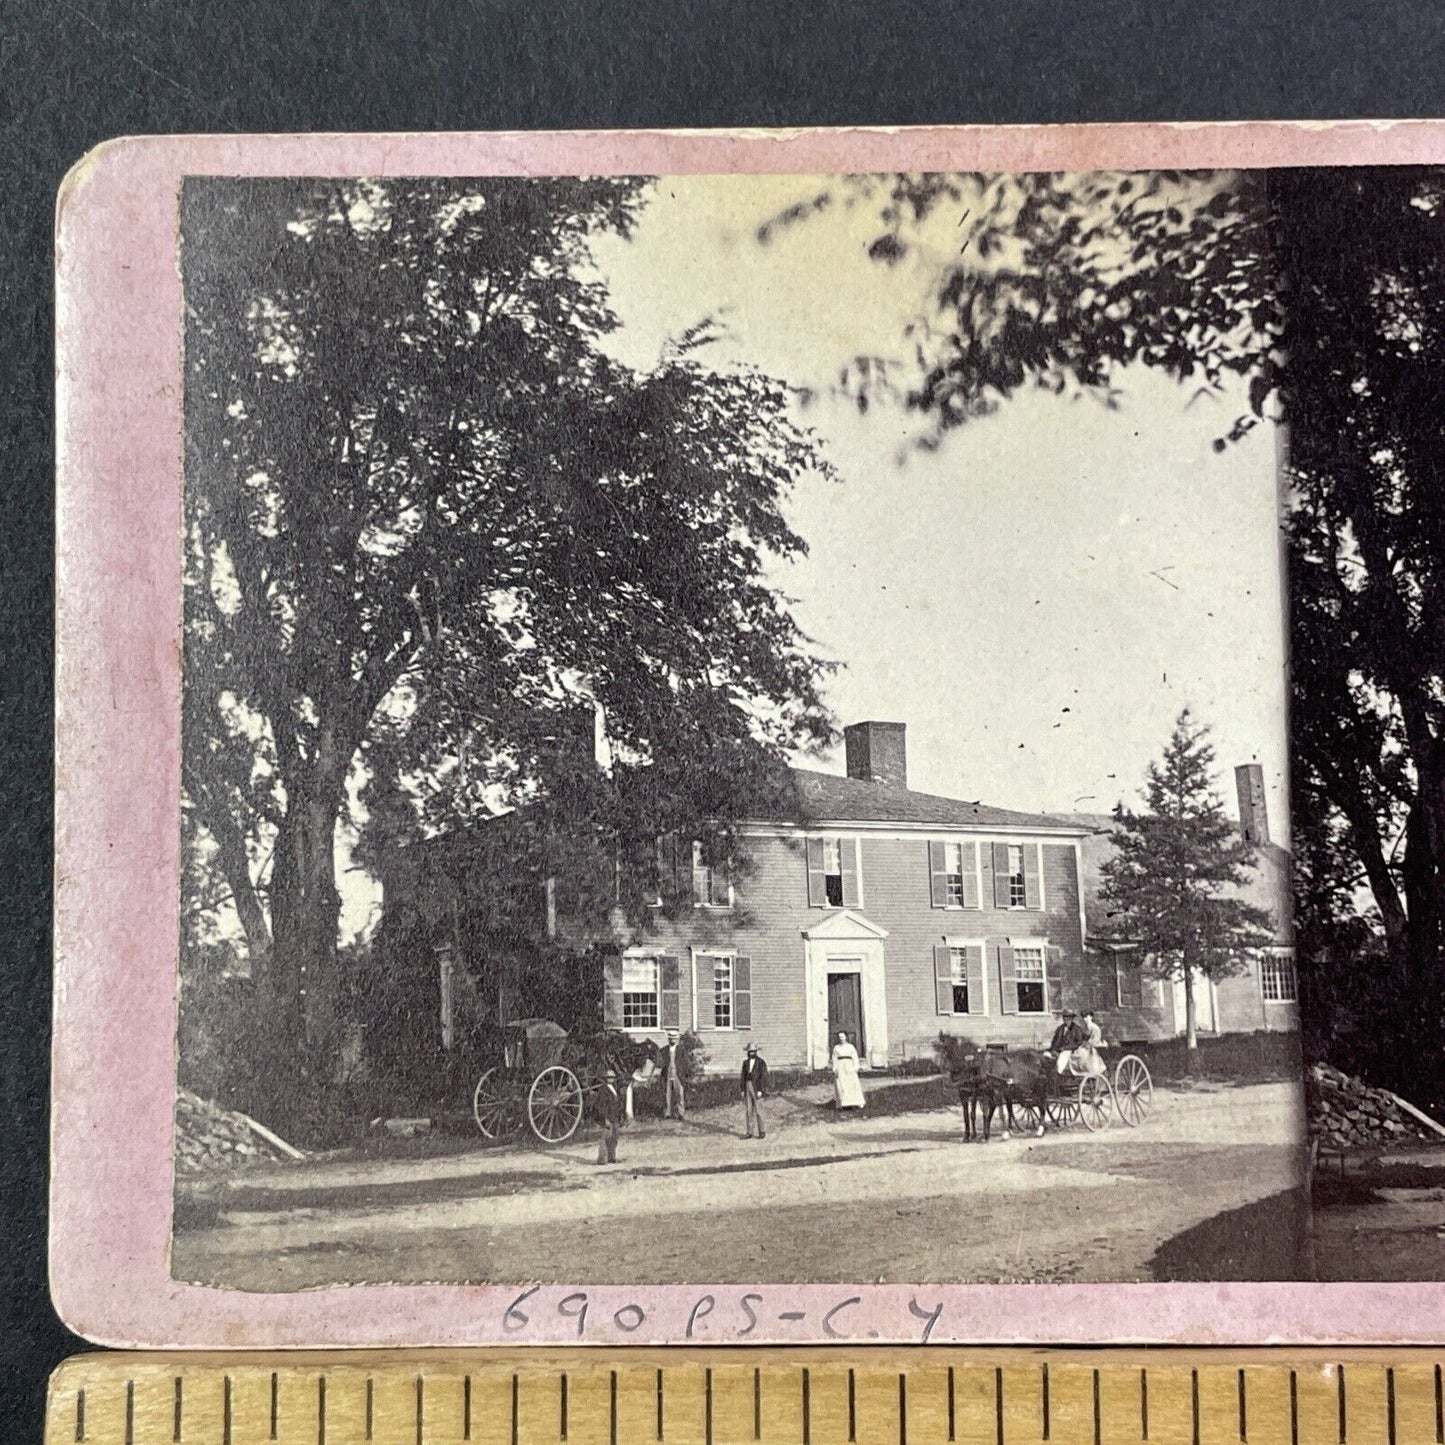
<box><xmin>51</xmin><ymin>121</ymin><xmax>1445</xmax><ymax>1349</ymax></box>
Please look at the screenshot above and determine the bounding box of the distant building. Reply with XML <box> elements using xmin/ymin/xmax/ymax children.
<box><xmin>1063</xmin><ymin>764</ymin><xmax>1297</xmax><ymax>1042</ymax></box>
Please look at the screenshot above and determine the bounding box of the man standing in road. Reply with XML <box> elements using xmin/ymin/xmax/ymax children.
<box><xmin>594</xmin><ymin>1066</ymin><xmax>622</xmax><ymax>1164</ymax></box>
<box><xmin>740</xmin><ymin>1043</ymin><xmax>769</xmax><ymax>1138</ymax></box>
<box><xmin>661</xmin><ymin>1030</ymin><xmax>687</xmax><ymax>1120</ymax></box>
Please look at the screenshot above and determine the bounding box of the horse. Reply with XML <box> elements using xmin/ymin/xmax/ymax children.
<box><xmin>947</xmin><ymin>1047</ymin><xmax>1021</xmax><ymax>1142</ymax></box>
<box><xmin>977</xmin><ymin>1049</ymin><xmax>1057</xmax><ymax>1136</ymax></box>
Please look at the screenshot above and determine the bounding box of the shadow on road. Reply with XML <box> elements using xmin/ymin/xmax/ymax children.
<box><xmin>1149</xmin><ymin>1188</ymin><xmax>1310</xmax><ymax>1280</ymax></box>
<box><xmin>179</xmin><ymin>1168</ymin><xmax>574</xmax><ymax>1224</ymax></box>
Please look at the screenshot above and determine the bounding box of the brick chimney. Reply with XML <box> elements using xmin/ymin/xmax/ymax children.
<box><xmin>845</xmin><ymin>721</ymin><xmax>908</xmax><ymax>789</ymax></box>
<box><xmin>1235</xmin><ymin>763</ymin><xmax>1269</xmax><ymax>845</ymax></box>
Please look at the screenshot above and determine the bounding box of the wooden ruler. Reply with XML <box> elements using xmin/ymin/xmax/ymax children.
<box><xmin>45</xmin><ymin>1350</ymin><xmax>1445</xmax><ymax>1445</ymax></box>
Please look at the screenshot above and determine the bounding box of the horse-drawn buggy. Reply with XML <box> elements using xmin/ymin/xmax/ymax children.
<box><xmin>470</xmin><ymin>1018</ymin><xmax>619</xmax><ymax>1144</ymax></box>
<box><xmin>946</xmin><ymin>1036</ymin><xmax>1154</xmax><ymax>1141</ymax></box>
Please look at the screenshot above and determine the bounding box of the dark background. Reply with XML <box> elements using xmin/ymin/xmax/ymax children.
<box><xmin>5</xmin><ymin>1</ymin><xmax>1445</xmax><ymax>1435</ymax></box>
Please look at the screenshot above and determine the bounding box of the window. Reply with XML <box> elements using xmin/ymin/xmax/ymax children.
<box><xmin>949</xmin><ymin>947</ymin><xmax>970</xmax><ymax>1014</ymax></box>
<box><xmin>1116</xmin><ymin>954</ymin><xmax>1143</xmax><ymax>1008</ymax></box>
<box><xmin>823</xmin><ymin>838</ymin><xmax>845</xmax><ymax>906</ymax></box>
<box><xmin>1007</xmin><ymin>845</ymin><xmax>1027</xmax><ymax>908</ymax></box>
<box><xmin>713</xmin><ymin>955</ymin><xmax>734</xmax><ymax>1028</ymax></box>
<box><xmin>1013</xmin><ymin>946</ymin><xmax>1047</xmax><ymax>1013</ymax></box>
<box><xmin>944</xmin><ymin>844</ymin><xmax>967</xmax><ymax>905</ymax></box>
<box><xmin>691</xmin><ymin>841</ymin><xmax>731</xmax><ymax>907</ymax></box>
<box><xmin>622</xmin><ymin>956</ymin><xmax>660</xmax><ymax>1029</ymax></box>
<box><xmin>1261</xmin><ymin>953</ymin><xmax>1298</xmax><ymax>1003</ymax></box>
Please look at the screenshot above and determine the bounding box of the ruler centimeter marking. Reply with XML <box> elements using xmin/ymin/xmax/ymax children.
<box><xmin>50</xmin><ymin>1349</ymin><xmax>1445</xmax><ymax>1445</ymax></box>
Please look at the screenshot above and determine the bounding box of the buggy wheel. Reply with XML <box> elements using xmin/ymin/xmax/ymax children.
<box><xmin>1078</xmin><ymin>1074</ymin><xmax>1113</xmax><ymax>1132</ymax></box>
<box><xmin>1011</xmin><ymin>1099</ymin><xmax>1043</xmax><ymax>1134</ymax></box>
<box><xmin>1046</xmin><ymin>1098</ymin><xmax>1080</xmax><ymax>1132</ymax></box>
<box><xmin>1114</xmin><ymin>1054</ymin><xmax>1153</xmax><ymax>1127</ymax></box>
<box><xmin>528</xmin><ymin>1065</ymin><xmax>585</xmax><ymax>1143</ymax></box>
<box><xmin>472</xmin><ymin>1068</ymin><xmax>522</xmax><ymax>1140</ymax></box>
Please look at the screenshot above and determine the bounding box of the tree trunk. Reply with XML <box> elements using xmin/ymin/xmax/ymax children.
<box><xmin>1182</xmin><ymin>957</ymin><xmax>1198</xmax><ymax>1057</ymax></box>
<box><xmin>260</xmin><ymin>754</ymin><xmax>349</xmax><ymax>1126</ymax></box>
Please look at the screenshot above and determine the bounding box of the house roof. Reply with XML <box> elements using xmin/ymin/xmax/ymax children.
<box><xmin>756</xmin><ymin>768</ymin><xmax>1089</xmax><ymax>835</ymax></box>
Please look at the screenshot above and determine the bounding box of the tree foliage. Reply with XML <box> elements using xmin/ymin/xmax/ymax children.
<box><xmin>182</xmin><ymin>176</ymin><xmax>835</xmax><ymax>1109</ymax></box>
<box><xmin>783</xmin><ymin>165</ymin><xmax>1445</xmax><ymax>1075</ymax></box>
<box><xmin>1100</xmin><ymin>711</ymin><xmax>1274</xmax><ymax>1049</ymax></box>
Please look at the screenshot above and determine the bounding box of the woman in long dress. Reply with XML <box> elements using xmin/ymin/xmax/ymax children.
<box><xmin>831</xmin><ymin>1031</ymin><xmax>866</xmax><ymax>1111</ymax></box>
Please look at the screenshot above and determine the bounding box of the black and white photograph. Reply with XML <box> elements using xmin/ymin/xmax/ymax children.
<box><xmin>169</xmin><ymin>167</ymin><xmax>1314</xmax><ymax>1292</ymax></box>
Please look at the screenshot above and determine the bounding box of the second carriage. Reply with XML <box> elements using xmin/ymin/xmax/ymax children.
<box><xmin>470</xmin><ymin>1018</ymin><xmax>614</xmax><ymax>1145</ymax></box>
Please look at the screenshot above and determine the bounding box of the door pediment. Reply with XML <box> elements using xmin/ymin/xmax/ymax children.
<box><xmin>801</xmin><ymin>908</ymin><xmax>889</xmax><ymax>941</ymax></box>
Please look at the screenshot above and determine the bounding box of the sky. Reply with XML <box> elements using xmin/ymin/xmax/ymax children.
<box><xmin>588</xmin><ymin>173</ymin><xmax>1289</xmax><ymax>831</ymax></box>
<box><xmin>333</xmin><ymin>171</ymin><xmax>1287</xmax><ymax>943</ymax></box>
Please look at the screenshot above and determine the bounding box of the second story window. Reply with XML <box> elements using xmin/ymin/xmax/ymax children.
<box><xmin>692</xmin><ymin>841</ymin><xmax>731</xmax><ymax>908</ymax></box>
<box><xmin>990</xmin><ymin>841</ymin><xmax>1041</xmax><ymax>909</ymax></box>
<box><xmin>822</xmin><ymin>838</ymin><xmax>844</xmax><ymax>905</ymax></box>
<box><xmin>655</xmin><ymin>833</ymin><xmax>732</xmax><ymax>908</ymax></box>
<box><xmin>945</xmin><ymin>844</ymin><xmax>967</xmax><ymax>904</ymax></box>
<box><xmin>807</xmin><ymin>836</ymin><xmax>861</xmax><ymax>908</ymax></box>
<box><xmin>1007</xmin><ymin>846</ymin><xmax>1027</xmax><ymax>907</ymax></box>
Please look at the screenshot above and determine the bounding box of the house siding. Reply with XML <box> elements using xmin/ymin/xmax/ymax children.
<box><xmin>618</xmin><ymin>831</ymin><xmax>1087</xmax><ymax>1072</ymax></box>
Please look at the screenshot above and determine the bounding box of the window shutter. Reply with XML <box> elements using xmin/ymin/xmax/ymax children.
<box><xmin>933</xmin><ymin>944</ymin><xmax>953</xmax><ymax>1015</ymax></box>
<box><xmin>840</xmin><ymin>838</ymin><xmax>861</xmax><ymax>908</ymax></box>
<box><xmin>1045</xmin><ymin>944</ymin><xmax>1062</xmax><ymax>1012</ymax></box>
<box><xmin>928</xmin><ymin>842</ymin><xmax>948</xmax><ymax>908</ymax></box>
<box><xmin>992</xmin><ymin>843</ymin><xmax>1011</xmax><ymax>908</ymax></box>
<box><xmin>603</xmin><ymin>956</ymin><xmax>624</xmax><ymax>1027</ymax></box>
<box><xmin>714</xmin><ymin>854</ymin><xmax>732</xmax><ymax>906</ymax></box>
<box><xmin>1023</xmin><ymin>844</ymin><xmax>1042</xmax><ymax>909</ymax></box>
<box><xmin>677</xmin><ymin>840</ymin><xmax>696</xmax><ymax>904</ymax></box>
<box><xmin>734</xmin><ymin>956</ymin><xmax>752</xmax><ymax>1029</ymax></box>
<box><xmin>965</xmin><ymin>944</ymin><xmax>987</xmax><ymax>1015</ymax></box>
<box><xmin>806</xmin><ymin>837</ymin><xmax>827</xmax><ymax>907</ymax></box>
<box><xmin>659</xmin><ymin>954</ymin><xmax>681</xmax><ymax>1030</ymax></box>
<box><xmin>997</xmin><ymin>941</ymin><xmax>1018</xmax><ymax>1015</ymax></box>
<box><xmin>961</xmin><ymin>842</ymin><xmax>980</xmax><ymax>909</ymax></box>
<box><xmin>695</xmin><ymin>955</ymin><xmax>716</xmax><ymax>1028</ymax></box>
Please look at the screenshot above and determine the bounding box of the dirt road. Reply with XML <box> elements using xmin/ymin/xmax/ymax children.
<box><xmin>173</xmin><ymin>1080</ymin><xmax>1306</xmax><ymax>1289</ymax></box>
<box><xmin>1311</xmin><ymin>1143</ymin><xmax>1445</xmax><ymax>1281</ymax></box>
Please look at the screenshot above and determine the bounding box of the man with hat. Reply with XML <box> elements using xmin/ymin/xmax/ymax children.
<box><xmin>594</xmin><ymin>1063</ymin><xmax>622</xmax><ymax>1164</ymax></box>
<box><xmin>1048</xmin><ymin>1010</ymin><xmax>1087</xmax><ymax>1075</ymax></box>
<box><xmin>661</xmin><ymin>1029</ymin><xmax>687</xmax><ymax>1120</ymax></box>
<box><xmin>739</xmin><ymin>1042</ymin><xmax>769</xmax><ymax>1139</ymax></box>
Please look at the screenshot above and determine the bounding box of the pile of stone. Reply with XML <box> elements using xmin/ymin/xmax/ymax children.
<box><xmin>1307</xmin><ymin>1063</ymin><xmax>1440</xmax><ymax>1150</ymax></box>
<box><xmin>175</xmin><ymin>1088</ymin><xmax>301</xmax><ymax>1176</ymax></box>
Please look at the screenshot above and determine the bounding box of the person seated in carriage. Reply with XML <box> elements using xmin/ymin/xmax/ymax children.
<box><xmin>1047</xmin><ymin>1011</ymin><xmax>1087</xmax><ymax>1074</ymax></box>
<box><xmin>1073</xmin><ymin>1009</ymin><xmax>1107</xmax><ymax>1077</ymax></box>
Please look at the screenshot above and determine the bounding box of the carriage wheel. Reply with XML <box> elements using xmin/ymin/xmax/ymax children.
<box><xmin>528</xmin><ymin>1065</ymin><xmax>585</xmax><ymax>1143</ymax></box>
<box><xmin>1011</xmin><ymin>1099</ymin><xmax>1043</xmax><ymax>1134</ymax></box>
<box><xmin>1078</xmin><ymin>1074</ymin><xmax>1114</xmax><ymax>1132</ymax></box>
<box><xmin>1113</xmin><ymin>1054</ymin><xmax>1153</xmax><ymax>1127</ymax></box>
<box><xmin>472</xmin><ymin>1068</ymin><xmax>523</xmax><ymax>1140</ymax></box>
<box><xmin>1047</xmin><ymin>1096</ymin><xmax>1078</xmax><ymax>1129</ymax></box>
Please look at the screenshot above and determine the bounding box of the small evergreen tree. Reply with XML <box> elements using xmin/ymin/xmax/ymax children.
<box><xmin>1101</xmin><ymin>709</ymin><xmax>1273</xmax><ymax>1054</ymax></box>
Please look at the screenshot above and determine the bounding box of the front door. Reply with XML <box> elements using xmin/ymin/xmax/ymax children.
<box><xmin>827</xmin><ymin>971</ymin><xmax>865</xmax><ymax>1055</ymax></box>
